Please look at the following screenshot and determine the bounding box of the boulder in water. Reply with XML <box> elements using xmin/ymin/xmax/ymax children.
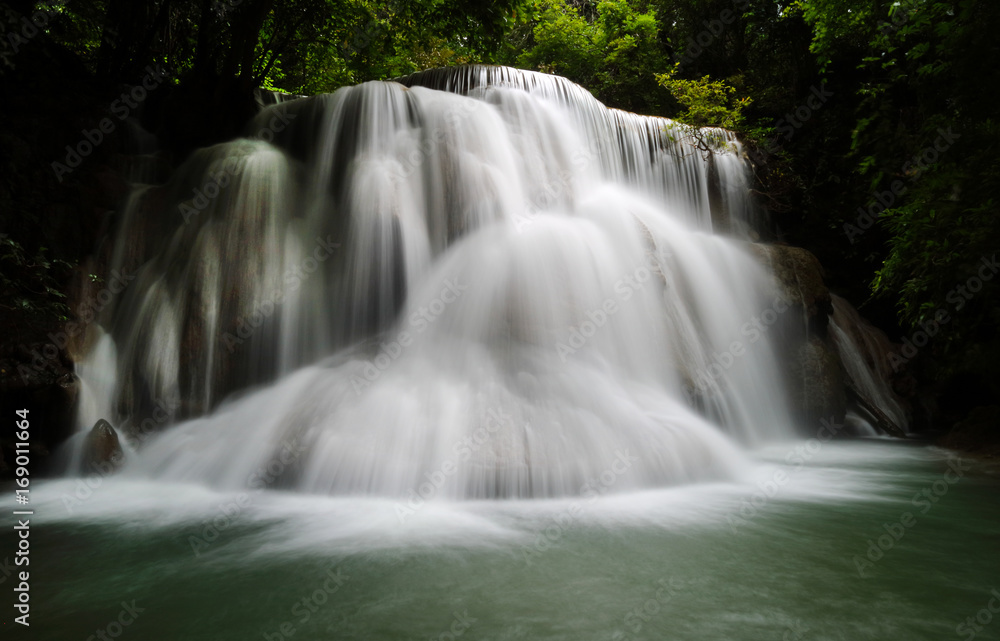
<box><xmin>940</xmin><ymin>405</ymin><xmax>1000</xmax><ymax>458</ymax></box>
<box><xmin>83</xmin><ymin>419</ymin><xmax>125</xmax><ymax>474</ymax></box>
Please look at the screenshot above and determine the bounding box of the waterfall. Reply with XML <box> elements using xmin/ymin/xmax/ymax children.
<box><xmin>73</xmin><ymin>65</ymin><xmax>796</xmax><ymax>498</ymax></box>
<box><xmin>829</xmin><ymin>294</ymin><xmax>909</xmax><ymax>434</ymax></box>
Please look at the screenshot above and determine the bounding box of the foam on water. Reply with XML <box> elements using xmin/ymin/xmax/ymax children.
<box><xmin>71</xmin><ymin>66</ymin><xmax>795</xmax><ymax>499</ymax></box>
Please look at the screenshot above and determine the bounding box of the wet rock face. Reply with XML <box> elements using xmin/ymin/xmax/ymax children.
<box><xmin>828</xmin><ymin>294</ymin><xmax>911</xmax><ymax>434</ymax></box>
<box><xmin>786</xmin><ymin>337</ymin><xmax>847</xmax><ymax>427</ymax></box>
<box><xmin>82</xmin><ymin>418</ymin><xmax>125</xmax><ymax>474</ymax></box>
<box><xmin>939</xmin><ymin>405</ymin><xmax>1000</xmax><ymax>458</ymax></box>
<box><xmin>749</xmin><ymin>244</ymin><xmax>843</xmax><ymax>427</ymax></box>
<box><xmin>751</xmin><ymin>244</ymin><xmax>832</xmax><ymax>334</ymax></box>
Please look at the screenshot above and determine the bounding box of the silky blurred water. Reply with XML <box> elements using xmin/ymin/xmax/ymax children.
<box><xmin>5</xmin><ymin>440</ymin><xmax>998</xmax><ymax>641</ymax></box>
<box><xmin>69</xmin><ymin>67</ymin><xmax>796</xmax><ymax>499</ymax></box>
<box><xmin>34</xmin><ymin>66</ymin><xmax>996</xmax><ymax>641</ymax></box>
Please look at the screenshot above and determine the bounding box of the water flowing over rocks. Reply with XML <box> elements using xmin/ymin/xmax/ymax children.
<box><xmin>54</xmin><ymin>66</ymin><xmax>916</xmax><ymax>493</ymax></box>
<box><xmin>787</xmin><ymin>337</ymin><xmax>847</xmax><ymax>426</ymax></box>
<box><xmin>829</xmin><ymin>294</ymin><xmax>911</xmax><ymax>435</ymax></box>
<box><xmin>750</xmin><ymin>244</ymin><xmax>831</xmax><ymax>331</ymax></box>
<box><xmin>746</xmin><ymin>243</ymin><xmax>842</xmax><ymax>426</ymax></box>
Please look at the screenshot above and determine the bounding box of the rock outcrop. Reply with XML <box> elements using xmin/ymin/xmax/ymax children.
<box><xmin>82</xmin><ymin>419</ymin><xmax>125</xmax><ymax>473</ymax></box>
<box><xmin>750</xmin><ymin>243</ymin><xmax>848</xmax><ymax>427</ymax></box>
<box><xmin>786</xmin><ymin>337</ymin><xmax>847</xmax><ymax>427</ymax></box>
<box><xmin>939</xmin><ymin>405</ymin><xmax>1000</xmax><ymax>458</ymax></box>
<box><xmin>751</xmin><ymin>244</ymin><xmax>832</xmax><ymax>333</ymax></box>
<box><xmin>828</xmin><ymin>294</ymin><xmax>910</xmax><ymax>434</ymax></box>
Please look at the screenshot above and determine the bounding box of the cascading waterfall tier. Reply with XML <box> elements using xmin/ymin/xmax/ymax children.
<box><xmin>397</xmin><ymin>66</ymin><xmax>760</xmax><ymax>235</ymax></box>
<box><xmin>829</xmin><ymin>294</ymin><xmax>910</xmax><ymax>434</ymax></box>
<box><xmin>73</xmin><ymin>65</ymin><xmax>795</xmax><ymax>498</ymax></box>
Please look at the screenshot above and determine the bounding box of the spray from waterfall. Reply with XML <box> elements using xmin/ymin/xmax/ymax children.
<box><xmin>71</xmin><ymin>66</ymin><xmax>797</xmax><ymax>498</ymax></box>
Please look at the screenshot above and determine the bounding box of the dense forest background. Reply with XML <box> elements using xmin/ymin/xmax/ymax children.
<box><xmin>1</xmin><ymin>0</ymin><xmax>998</xmax><ymax>446</ymax></box>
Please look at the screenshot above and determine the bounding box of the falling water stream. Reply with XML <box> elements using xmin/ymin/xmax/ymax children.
<box><xmin>68</xmin><ymin>66</ymin><xmax>791</xmax><ymax>496</ymax></box>
<box><xmin>4</xmin><ymin>67</ymin><xmax>997</xmax><ymax>640</ymax></box>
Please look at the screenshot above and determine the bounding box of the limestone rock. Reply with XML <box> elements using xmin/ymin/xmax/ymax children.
<box><xmin>82</xmin><ymin>418</ymin><xmax>125</xmax><ymax>474</ymax></box>
<box><xmin>751</xmin><ymin>244</ymin><xmax>831</xmax><ymax>332</ymax></box>
<box><xmin>786</xmin><ymin>337</ymin><xmax>847</xmax><ymax>427</ymax></box>
<box><xmin>940</xmin><ymin>405</ymin><xmax>1000</xmax><ymax>458</ymax></box>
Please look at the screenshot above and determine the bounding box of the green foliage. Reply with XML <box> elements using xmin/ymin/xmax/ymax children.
<box><xmin>0</xmin><ymin>236</ymin><xmax>73</xmax><ymax>322</ymax></box>
<box><xmin>517</xmin><ymin>0</ymin><xmax>598</xmax><ymax>80</ymax></box>
<box><xmin>794</xmin><ymin>0</ymin><xmax>1000</xmax><ymax>377</ymax></box>
<box><xmin>789</xmin><ymin>0</ymin><xmax>883</xmax><ymax>72</ymax></box>
<box><xmin>22</xmin><ymin>0</ymin><xmax>527</xmax><ymax>91</ymax></box>
<box><xmin>5</xmin><ymin>0</ymin><xmax>1000</xmax><ymax>394</ymax></box>
<box><xmin>246</xmin><ymin>0</ymin><xmax>530</xmax><ymax>90</ymax></box>
<box><xmin>873</xmin><ymin>146</ymin><xmax>1000</xmax><ymax>354</ymax></box>
<box><xmin>515</xmin><ymin>0</ymin><xmax>669</xmax><ymax>112</ymax></box>
<box><xmin>655</xmin><ymin>66</ymin><xmax>751</xmax><ymax>129</ymax></box>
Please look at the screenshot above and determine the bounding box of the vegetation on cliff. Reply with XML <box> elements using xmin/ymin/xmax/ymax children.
<box><xmin>1</xmin><ymin>0</ymin><xmax>997</xmax><ymax>445</ymax></box>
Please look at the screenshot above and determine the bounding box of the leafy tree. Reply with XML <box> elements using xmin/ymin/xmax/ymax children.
<box><xmin>796</xmin><ymin>0</ymin><xmax>1000</xmax><ymax>375</ymax></box>
<box><xmin>655</xmin><ymin>65</ymin><xmax>750</xmax><ymax>129</ymax></box>
<box><xmin>515</xmin><ymin>0</ymin><xmax>669</xmax><ymax>113</ymax></box>
<box><xmin>0</xmin><ymin>236</ymin><xmax>72</xmax><ymax>336</ymax></box>
<box><xmin>27</xmin><ymin>0</ymin><xmax>527</xmax><ymax>91</ymax></box>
